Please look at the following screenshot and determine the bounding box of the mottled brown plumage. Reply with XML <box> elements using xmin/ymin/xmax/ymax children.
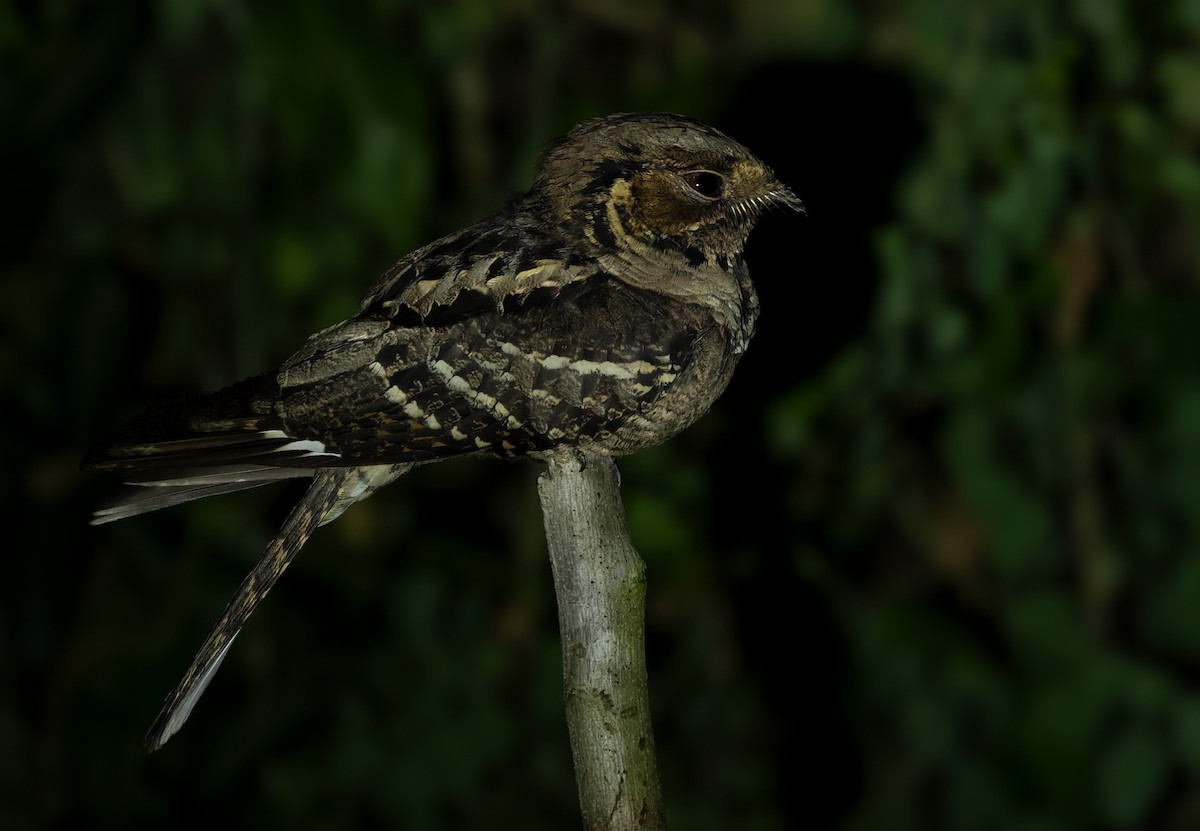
<box><xmin>83</xmin><ymin>112</ymin><xmax>802</xmax><ymax>750</ymax></box>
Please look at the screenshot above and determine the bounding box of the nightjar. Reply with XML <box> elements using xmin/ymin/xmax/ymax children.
<box><xmin>83</xmin><ymin>112</ymin><xmax>803</xmax><ymax>749</ymax></box>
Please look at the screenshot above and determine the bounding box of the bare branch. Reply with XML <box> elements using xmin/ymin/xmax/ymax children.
<box><xmin>538</xmin><ymin>455</ymin><xmax>666</xmax><ymax>831</ymax></box>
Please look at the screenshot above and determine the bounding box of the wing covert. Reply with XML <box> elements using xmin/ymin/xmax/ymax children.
<box><xmin>275</xmin><ymin>274</ymin><xmax>702</xmax><ymax>464</ymax></box>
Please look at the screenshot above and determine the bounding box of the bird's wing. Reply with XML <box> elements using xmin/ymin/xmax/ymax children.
<box><xmin>275</xmin><ymin>270</ymin><xmax>705</xmax><ymax>464</ymax></box>
<box><xmin>81</xmin><ymin>370</ymin><xmax>339</xmax><ymax>522</ymax></box>
<box><xmin>84</xmin><ymin>214</ymin><xmax>699</xmax><ymax>486</ymax></box>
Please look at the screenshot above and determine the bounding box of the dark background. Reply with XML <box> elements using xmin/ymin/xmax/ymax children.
<box><xmin>5</xmin><ymin>2</ymin><xmax>1200</xmax><ymax>829</ymax></box>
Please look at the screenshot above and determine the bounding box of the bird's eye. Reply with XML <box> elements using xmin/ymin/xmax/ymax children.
<box><xmin>683</xmin><ymin>170</ymin><xmax>725</xmax><ymax>200</ymax></box>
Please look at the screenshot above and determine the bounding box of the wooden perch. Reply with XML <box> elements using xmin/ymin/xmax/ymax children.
<box><xmin>537</xmin><ymin>455</ymin><xmax>667</xmax><ymax>831</ymax></box>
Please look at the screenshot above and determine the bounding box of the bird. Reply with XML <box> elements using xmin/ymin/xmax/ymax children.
<box><xmin>83</xmin><ymin>112</ymin><xmax>803</xmax><ymax>750</ymax></box>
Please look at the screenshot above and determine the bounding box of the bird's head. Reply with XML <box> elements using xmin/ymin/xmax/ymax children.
<box><xmin>534</xmin><ymin>113</ymin><xmax>803</xmax><ymax>263</ymax></box>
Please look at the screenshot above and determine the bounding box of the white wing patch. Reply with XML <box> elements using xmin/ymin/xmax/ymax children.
<box><xmin>274</xmin><ymin>439</ymin><xmax>339</xmax><ymax>459</ymax></box>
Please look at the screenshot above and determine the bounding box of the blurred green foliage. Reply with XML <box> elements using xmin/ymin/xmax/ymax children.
<box><xmin>4</xmin><ymin>1</ymin><xmax>1200</xmax><ymax>829</ymax></box>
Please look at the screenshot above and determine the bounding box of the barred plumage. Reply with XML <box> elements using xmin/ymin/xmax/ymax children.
<box><xmin>83</xmin><ymin>112</ymin><xmax>802</xmax><ymax>749</ymax></box>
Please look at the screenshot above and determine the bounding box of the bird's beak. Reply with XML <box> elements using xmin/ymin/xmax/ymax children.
<box><xmin>769</xmin><ymin>186</ymin><xmax>806</xmax><ymax>216</ymax></box>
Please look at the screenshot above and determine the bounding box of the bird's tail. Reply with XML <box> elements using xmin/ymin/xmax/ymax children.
<box><xmin>82</xmin><ymin>374</ymin><xmax>339</xmax><ymax>524</ymax></box>
<box><xmin>85</xmin><ymin>373</ymin><xmax>414</xmax><ymax>748</ymax></box>
<box><xmin>143</xmin><ymin>467</ymin><xmax>344</xmax><ymax>750</ymax></box>
<box><xmin>141</xmin><ymin>462</ymin><xmax>409</xmax><ymax>749</ymax></box>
